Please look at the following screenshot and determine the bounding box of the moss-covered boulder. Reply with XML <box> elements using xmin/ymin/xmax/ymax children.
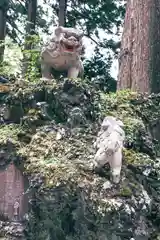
<box><xmin>0</xmin><ymin>79</ymin><xmax>160</xmax><ymax>240</ymax></box>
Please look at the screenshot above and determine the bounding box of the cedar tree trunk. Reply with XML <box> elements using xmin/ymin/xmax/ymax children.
<box><xmin>117</xmin><ymin>0</ymin><xmax>160</xmax><ymax>93</ymax></box>
<box><xmin>25</xmin><ymin>0</ymin><xmax>37</xmax><ymax>50</ymax></box>
<box><xmin>0</xmin><ymin>2</ymin><xmax>8</xmax><ymax>63</ymax></box>
<box><xmin>22</xmin><ymin>0</ymin><xmax>37</xmax><ymax>77</ymax></box>
<box><xmin>58</xmin><ymin>0</ymin><xmax>67</xmax><ymax>26</ymax></box>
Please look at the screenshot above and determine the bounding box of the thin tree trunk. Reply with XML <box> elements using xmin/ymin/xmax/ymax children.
<box><xmin>117</xmin><ymin>0</ymin><xmax>160</xmax><ymax>94</ymax></box>
<box><xmin>0</xmin><ymin>3</ymin><xmax>8</xmax><ymax>63</ymax></box>
<box><xmin>58</xmin><ymin>0</ymin><xmax>67</xmax><ymax>26</ymax></box>
<box><xmin>25</xmin><ymin>0</ymin><xmax>37</xmax><ymax>50</ymax></box>
<box><xmin>149</xmin><ymin>0</ymin><xmax>160</xmax><ymax>93</ymax></box>
<box><xmin>22</xmin><ymin>0</ymin><xmax>37</xmax><ymax>77</ymax></box>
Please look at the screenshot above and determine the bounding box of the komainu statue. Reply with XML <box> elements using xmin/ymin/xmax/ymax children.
<box><xmin>41</xmin><ymin>26</ymin><xmax>85</xmax><ymax>79</ymax></box>
<box><xmin>93</xmin><ymin>116</ymin><xmax>125</xmax><ymax>184</ymax></box>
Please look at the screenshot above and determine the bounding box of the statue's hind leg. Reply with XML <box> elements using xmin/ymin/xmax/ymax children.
<box><xmin>68</xmin><ymin>67</ymin><xmax>79</xmax><ymax>78</ymax></box>
<box><xmin>108</xmin><ymin>149</ymin><xmax>122</xmax><ymax>184</ymax></box>
<box><xmin>68</xmin><ymin>62</ymin><xmax>84</xmax><ymax>79</ymax></box>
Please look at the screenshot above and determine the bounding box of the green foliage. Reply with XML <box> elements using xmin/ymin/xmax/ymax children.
<box><xmin>5</xmin><ymin>0</ymin><xmax>26</xmax><ymax>44</ymax></box>
<box><xmin>22</xmin><ymin>34</ymin><xmax>42</xmax><ymax>81</ymax></box>
<box><xmin>1</xmin><ymin>0</ymin><xmax>125</xmax><ymax>90</ymax></box>
<box><xmin>0</xmin><ymin>0</ymin><xmax>9</xmax><ymax>10</ymax></box>
<box><xmin>63</xmin><ymin>0</ymin><xmax>125</xmax><ymax>90</ymax></box>
<box><xmin>0</xmin><ymin>38</ymin><xmax>23</xmax><ymax>76</ymax></box>
<box><xmin>0</xmin><ymin>36</ymin><xmax>42</xmax><ymax>81</ymax></box>
<box><xmin>84</xmin><ymin>46</ymin><xmax>117</xmax><ymax>93</ymax></box>
<box><xmin>65</xmin><ymin>0</ymin><xmax>124</xmax><ymax>35</ymax></box>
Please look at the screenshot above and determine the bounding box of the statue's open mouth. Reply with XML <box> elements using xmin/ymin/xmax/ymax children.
<box><xmin>61</xmin><ymin>38</ymin><xmax>79</xmax><ymax>53</ymax></box>
<box><xmin>64</xmin><ymin>44</ymin><xmax>75</xmax><ymax>52</ymax></box>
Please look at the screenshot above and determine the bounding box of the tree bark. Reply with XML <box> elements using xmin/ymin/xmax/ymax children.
<box><xmin>58</xmin><ymin>0</ymin><xmax>67</xmax><ymax>26</ymax></box>
<box><xmin>149</xmin><ymin>0</ymin><xmax>160</xmax><ymax>93</ymax></box>
<box><xmin>25</xmin><ymin>0</ymin><xmax>37</xmax><ymax>50</ymax></box>
<box><xmin>22</xmin><ymin>0</ymin><xmax>37</xmax><ymax>78</ymax></box>
<box><xmin>0</xmin><ymin>1</ymin><xmax>8</xmax><ymax>63</ymax></box>
<box><xmin>117</xmin><ymin>0</ymin><xmax>160</xmax><ymax>94</ymax></box>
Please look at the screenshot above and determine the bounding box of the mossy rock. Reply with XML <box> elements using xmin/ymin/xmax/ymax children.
<box><xmin>1</xmin><ymin>81</ymin><xmax>160</xmax><ymax>239</ymax></box>
<box><xmin>123</xmin><ymin>149</ymin><xmax>154</xmax><ymax>166</ymax></box>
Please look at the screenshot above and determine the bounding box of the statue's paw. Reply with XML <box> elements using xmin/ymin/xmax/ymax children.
<box><xmin>111</xmin><ymin>173</ymin><xmax>121</xmax><ymax>184</ymax></box>
<box><xmin>110</xmin><ymin>167</ymin><xmax>121</xmax><ymax>184</ymax></box>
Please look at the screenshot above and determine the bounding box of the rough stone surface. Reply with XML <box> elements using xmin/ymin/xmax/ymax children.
<box><xmin>0</xmin><ymin>162</ymin><xmax>29</xmax><ymax>221</ymax></box>
<box><xmin>0</xmin><ymin>79</ymin><xmax>160</xmax><ymax>239</ymax></box>
<box><xmin>0</xmin><ymin>221</ymin><xmax>25</xmax><ymax>239</ymax></box>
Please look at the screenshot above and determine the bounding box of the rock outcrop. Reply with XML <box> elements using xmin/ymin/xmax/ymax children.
<box><xmin>0</xmin><ymin>78</ymin><xmax>160</xmax><ymax>240</ymax></box>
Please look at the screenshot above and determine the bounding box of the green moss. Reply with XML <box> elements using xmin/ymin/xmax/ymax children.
<box><xmin>11</xmin><ymin>87</ymin><xmax>158</xmax><ymax>188</ymax></box>
<box><xmin>99</xmin><ymin>90</ymin><xmax>159</xmax><ymax>156</ymax></box>
<box><xmin>100</xmin><ymin>90</ymin><xmax>138</xmax><ymax>119</ymax></box>
<box><xmin>103</xmin><ymin>89</ymin><xmax>138</xmax><ymax>106</ymax></box>
<box><xmin>123</xmin><ymin>148</ymin><xmax>153</xmax><ymax>166</ymax></box>
<box><xmin>2</xmin><ymin>87</ymin><xmax>158</xmax><ymax>183</ymax></box>
<box><xmin>0</xmin><ymin>124</ymin><xmax>21</xmax><ymax>144</ymax></box>
<box><xmin>1</xmin><ymin>81</ymin><xmax>159</xmax><ymax>239</ymax></box>
<box><xmin>119</xmin><ymin>186</ymin><xmax>132</xmax><ymax>197</ymax></box>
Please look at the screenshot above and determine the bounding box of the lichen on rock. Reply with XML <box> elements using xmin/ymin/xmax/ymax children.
<box><xmin>0</xmin><ymin>79</ymin><xmax>160</xmax><ymax>239</ymax></box>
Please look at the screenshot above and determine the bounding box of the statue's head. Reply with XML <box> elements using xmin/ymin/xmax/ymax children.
<box><xmin>54</xmin><ymin>26</ymin><xmax>85</xmax><ymax>55</ymax></box>
<box><xmin>101</xmin><ymin>116</ymin><xmax>124</xmax><ymax>131</ymax></box>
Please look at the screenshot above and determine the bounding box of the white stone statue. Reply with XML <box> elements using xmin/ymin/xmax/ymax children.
<box><xmin>41</xmin><ymin>26</ymin><xmax>85</xmax><ymax>79</ymax></box>
<box><xmin>93</xmin><ymin>116</ymin><xmax>125</xmax><ymax>183</ymax></box>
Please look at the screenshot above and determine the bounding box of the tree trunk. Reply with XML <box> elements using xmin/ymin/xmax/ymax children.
<box><xmin>0</xmin><ymin>2</ymin><xmax>8</xmax><ymax>63</ymax></box>
<box><xmin>25</xmin><ymin>0</ymin><xmax>37</xmax><ymax>50</ymax></box>
<box><xmin>58</xmin><ymin>0</ymin><xmax>67</xmax><ymax>26</ymax></box>
<box><xmin>117</xmin><ymin>0</ymin><xmax>160</xmax><ymax>94</ymax></box>
<box><xmin>22</xmin><ymin>0</ymin><xmax>37</xmax><ymax>78</ymax></box>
